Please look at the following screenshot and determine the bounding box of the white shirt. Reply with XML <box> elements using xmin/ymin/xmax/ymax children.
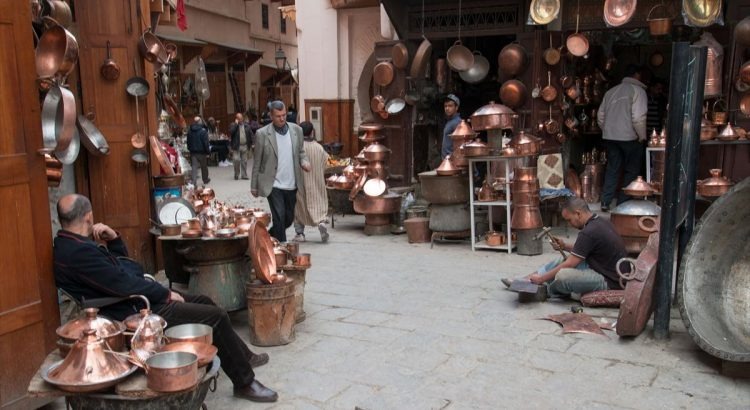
<box><xmin>273</xmin><ymin>129</ymin><xmax>296</xmax><ymax>190</ymax></box>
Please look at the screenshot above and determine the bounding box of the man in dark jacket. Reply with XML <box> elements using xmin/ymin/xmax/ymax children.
<box><xmin>53</xmin><ymin>194</ymin><xmax>278</xmax><ymax>403</ymax></box>
<box><xmin>229</xmin><ymin>113</ymin><xmax>254</xmax><ymax>180</ymax></box>
<box><xmin>187</xmin><ymin>116</ymin><xmax>211</xmax><ymax>186</ymax></box>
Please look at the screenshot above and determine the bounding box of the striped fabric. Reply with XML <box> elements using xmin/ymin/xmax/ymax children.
<box><xmin>294</xmin><ymin>141</ymin><xmax>330</xmax><ymax>226</ymax></box>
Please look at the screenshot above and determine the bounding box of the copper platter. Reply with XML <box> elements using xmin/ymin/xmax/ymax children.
<box><xmin>248</xmin><ymin>218</ymin><xmax>276</xmax><ymax>284</ymax></box>
<box><xmin>150</xmin><ymin>135</ymin><xmax>175</xmax><ymax>176</ymax></box>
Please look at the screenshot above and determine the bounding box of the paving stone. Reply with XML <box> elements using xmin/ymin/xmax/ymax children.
<box><xmin>652</xmin><ymin>368</ymin><xmax>739</xmax><ymax>400</ymax></box>
<box><xmin>307</xmin><ymin>306</ymin><xmax>357</xmax><ymax>321</ymax></box>
<box><xmin>274</xmin><ymin>369</ymin><xmax>350</xmax><ymax>403</ymax></box>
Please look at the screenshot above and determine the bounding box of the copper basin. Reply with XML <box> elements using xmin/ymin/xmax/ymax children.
<box><xmin>164</xmin><ymin>323</ymin><xmax>213</xmax><ymax>346</ymax></box>
<box><xmin>353</xmin><ymin>193</ymin><xmax>401</xmax><ymax>215</ymax></box>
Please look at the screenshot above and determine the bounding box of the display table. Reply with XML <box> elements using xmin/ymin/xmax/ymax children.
<box><xmin>28</xmin><ymin>350</ymin><xmax>220</xmax><ymax>410</ymax></box>
<box><xmin>158</xmin><ymin>234</ymin><xmax>251</xmax><ymax>311</ymax></box>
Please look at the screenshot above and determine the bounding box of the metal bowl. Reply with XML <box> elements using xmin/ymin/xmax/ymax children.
<box><xmin>165</xmin><ymin>324</ymin><xmax>213</xmax><ymax>346</ymax></box>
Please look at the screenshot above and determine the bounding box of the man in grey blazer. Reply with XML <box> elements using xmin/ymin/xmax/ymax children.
<box><xmin>251</xmin><ymin>101</ymin><xmax>311</xmax><ymax>242</ymax></box>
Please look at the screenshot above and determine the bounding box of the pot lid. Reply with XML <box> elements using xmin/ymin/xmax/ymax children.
<box><xmin>358</xmin><ymin>122</ymin><xmax>383</xmax><ymax>132</ymax></box>
<box><xmin>248</xmin><ymin>218</ymin><xmax>276</xmax><ymax>284</ymax></box>
<box><xmin>470</xmin><ymin>102</ymin><xmax>515</xmax><ymax>129</ymax></box>
<box><xmin>450</xmin><ymin>120</ymin><xmax>477</xmax><ymax>138</ymax></box>
<box><xmin>364</xmin><ymin>141</ymin><xmax>391</xmax><ymax>153</ymax></box>
<box><xmin>718</xmin><ymin>123</ymin><xmax>739</xmax><ymax>140</ymax></box>
<box><xmin>603</xmin><ymin>0</ymin><xmax>637</xmax><ymax>27</ymax></box>
<box><xmin>529</xmin><ymin>0</ymin><xmax>560</xmax><ymax>25</ymax></box>
<box><xmin>463</xmin><ymin>139</ymin><xmax>488</xmax><ymax>149</ymax></box>
<box><xmin>701</xmin><ymin>169</ymin><xmax>734</xmax><ymax>187</ymax></box>
<box><xmin>611</xmin><ymin>199</ymin><xmax>661</xmax><ymax>216</ymax></box>
<box><xmin>363</xmin><ymin>178</ymin><xmax>387</xmax><ymax>197</ymax></box>
<box><xmin>57</xmin><ymin>308</ymin><xmax>125</xmax><ymax>341</ymax></box>
<box><xmin>622</xmin><ymin>176</ymin><xmax>655</xmax><ymax>197</ymax></box>
<box><xmin>436</xmin><ymin>155</ymin><xmax>461</xmax><ymax>175</ymax></box>
<box><xmin>43</xmin><ymin>329</ymin><xmax>136</xmax><ymax>391</ymax></box>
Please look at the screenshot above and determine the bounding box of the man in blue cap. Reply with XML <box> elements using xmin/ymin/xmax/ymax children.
<box><xmin>441</xmin><ymin>94</ymin><xmax>462</xmax><ymax>159</ymax></box>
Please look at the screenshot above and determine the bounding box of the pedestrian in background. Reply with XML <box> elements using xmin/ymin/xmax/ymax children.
<box><xmin>187</xmin><ymin>116</ymin><xmax>211</xmax><ymax>186</ymax></box>
<box><xmin>293</xmin><ymin>122</ymin><xmax>330</xmax><ymax>243</ymax></box>
<box><xmin>229</xmin><ymin>113</ymin><xmax>254</xmax><ymax>180</ymax></box>
<box><xmin>251</xmin><ymin>101</ymin><xmax>311</xmax><ymax>242</ymax></box>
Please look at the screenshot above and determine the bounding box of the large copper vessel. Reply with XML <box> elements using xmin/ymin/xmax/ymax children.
<box><xmin>610</xmin><ymin>199</ymin><xmax>660</xmax><ymax>254</ymax></box>
<box><xmin>470</xmin><ymin>102</ymin><xmax>515</xmax><ymax>131</ymax></box>
<box><xmin>511</xmin><ymin>205</ymin><xmax>543</xmax><ymax>229</ymax></box>
<box><xmin>42</xmin><ymin>329</ymin><xmax>137</xmax><ymax>393</ymax></box>
<box><xmin>56</xmin><ymin>308</ymin><xmax>126</xmax><ymax>356</ymax></box>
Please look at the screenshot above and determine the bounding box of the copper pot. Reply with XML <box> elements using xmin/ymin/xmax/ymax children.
<box><xmin>160</xmin><ymin>224</ymin><xmax>182</xmax><ymax>236</ymax></box>
<box><xmin>164</xmin><ymin>323</ymin><xmax>213</xmax><ymax>346</ymax></box>
<box><xmin>510</xmin><ymin>131</ymin><xmax>543</xmax><ymax>156</ymax></box>
<box><xmin>182</xmin><ymin>229</ymin><xmax>202</xmax><ymax>239</ymax></box>
<box><xmin>158</xmin><ymin>341</ymin><xmax>217</xmax><ymax>368</ymax></box>
<box><xmin>274</xmin><ymin>246</ymin><xmax>289</xmax><ymax>267</ymax></box>
<box><xmin>498</xmin><ymin>43</ymin><xmax>527</xmax><ymax>76</ymax></box>
<box><xmin>485</xmin><ymin>231</ymin><xmax>506</xmax><ymax>246</ymax></box>
<box><xmin>647</xmin><ymin>4</ymin><xmax>672</xmax><ymax>36</ymax></box>
<box><xmin>253</xmin><ymin>210</ymin><xmax>272</xmax><ymax>227</ymax></box>
<box><xmin>514</xmin><ymin>167</ymin><xmax>537</xmax><ymax>182</ymax></box>
<box><xmin>736</xmin><ymin>16</ymin><xmax>750</xmax><ymax>47</ymax></box>
<box><xmin>352</xmin><ymin>192</ymin><xmax>402</xmax><ymax>215</ymax></box>
<box><xmin>697</xmin><ymin>169</ymin><xmax>734</xmax><ymax>198</ymax></box>
<box><xmin>446</xmin><ymin>40</ymin><xmax>474</xmax><ymax>72</ymax></box>
<box><xmin>294</xmin><ymin>253</ymin><xmax>311</xmax><ymax>267</ymax></box>
<box><xmin>477</xmin><ymin>180</ymin><xmax>497</xmax><ymax>201</ymax></box>
<box><xmin>462</xmin><ymin>139</ymin><xmax>490</xmax><ymax>157</ymax></box>
<box><xmin>144</xmin><ymin>351</ymin><xmax>199</xmax><ymax>393</ymax></box>
<box><xmin>499</xmin><ymin>80</ymin><xmax>526</xmax><ymax>109</ymax></box>
<box><xmin>186</xmin><ymin>218</ymin><xmax>201</xmax><ymax>231</ymax></box>
<box><xmin>36</xmin><ymin>21</ymin><xmax>79</xmax><ymax>79</ymax></box>
<box><xmin>373</xmin><ymin>61</ymin><xmax>395</xmax><ymax>87</ymax></box>
<box><xmin>700</xmin><ymin>117</ymin><xmax>718</xmax><ymax>141</ymax></box>
<box><xmin>470</xmin><ymin>102</ymin><xmax>515</xmax><ymax>131</ymax></box>
<box><xmin>610</xmin><ymin>200</ymin><xmax>661</xmax><ymax>254</ymax></box>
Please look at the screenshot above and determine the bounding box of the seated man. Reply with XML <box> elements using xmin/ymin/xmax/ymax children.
<box><xmin>503</xmin><ymin>197</ymin><xmax>627</xmax><ymax>300</ymax></box>
<box><xmin>53</xmin><ymin>194</ymin><xmax>277</xmax><ymax>403</ymax></box>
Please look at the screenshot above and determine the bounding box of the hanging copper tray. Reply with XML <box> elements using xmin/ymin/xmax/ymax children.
<box><xmin>150</xmin><ymin>135</ymin><xmax>175</xmax><ymax>176</ymax></box>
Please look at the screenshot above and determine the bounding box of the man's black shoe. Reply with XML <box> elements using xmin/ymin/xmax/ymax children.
<box><xmin>204</xmin><ymin>178</ymin><xmax>211</xmax><ymax>184</ymax></box>
<box><xmin>501</xmin><ymin>278</ymin><xmax>513</xmax><ymax>288</ymax></box>
<box><xmin>233</xmin><ymin>380</ymin><xmax>278</xmax><ymax>402</ymax></box>
<box><xmin>249</xmin><ymin>352</ymin><xmax>269</xmax><ymax>368</ymax></box>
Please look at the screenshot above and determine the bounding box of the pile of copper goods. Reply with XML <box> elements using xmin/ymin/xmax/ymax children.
<box><xmin>579</xmin><ymin>148</ymin><xmax>606</xmax><ymax>203</ymax></box>
<box><xmin>350</xmin><ymin>123</ymin><xmax>401</xmax><ymax>235</ymax></box>
<box><xmin>511</xmin><ymin>167</ymin><xmax>543</xmax><ymax>246</ymax></box>
<box><xmin>178</xmin><ymin>187</ymin><xmax>272</xmax><ymax>239</ymax></box>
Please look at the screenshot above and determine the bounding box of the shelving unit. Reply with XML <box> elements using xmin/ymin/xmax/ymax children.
<box><xmin>468</xmin><ymin>155</ymin><xmax>521</xmax><ymax>253</ymax></box>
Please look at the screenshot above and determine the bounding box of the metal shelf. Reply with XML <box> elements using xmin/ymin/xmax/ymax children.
<box><xmin>468</xmin><ymin>156</ymin><xmax>515</xmax><ymax>254</ymax></box>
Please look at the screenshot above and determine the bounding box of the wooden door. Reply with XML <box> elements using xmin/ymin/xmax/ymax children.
<box><xmin>203</xmin><ymin>69</ymin><xmax>228</xmax><ymax>128</ymax></box>
<box><xmin>75</xmin><ymin>0</ymin><xmax>156</xmax><ymax>271</ymax></box>
<box><xmin>0</xmin><ymin>2</ymin><xmax>58</xmax><ymax>408</ymax></box>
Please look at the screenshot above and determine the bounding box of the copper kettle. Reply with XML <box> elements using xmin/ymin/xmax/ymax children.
<box><xmin>477</xmin><ymin>180</ymin><xmax>497</xmax><ymax>201</ymax></box>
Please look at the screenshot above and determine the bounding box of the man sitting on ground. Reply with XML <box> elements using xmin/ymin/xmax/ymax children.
<box><xmin>53</xmin><ymin>194</ymin><xmax>278</xmax><ymax>403</ymax></box>
<box><xmin>502</xmin><ymin>197</ymin><xmax>628</xmax><ymax>300</ymax></box>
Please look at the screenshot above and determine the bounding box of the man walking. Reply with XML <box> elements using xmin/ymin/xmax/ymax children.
<box><xmin>251</xmin><ymin>101</ymin><xmax>311</xmax><ymax>242</ymax></box>
<box><xmin>229</xmin><ymin>113</ymin><xmax>254</xmax><ymax>180</ymax></box>
<box><xmin>187</xmin><ymin>116</ymin><xmax>211</xmax><ymax>186</ymax></box>
<box><xmin>597</xmin><ymin>65</ymin><xmax>648</xmax><ymax>211</ymax></box>
<box><xmin>293</xmin><ymin>122</ymin><xmax>330</xmax><ymax>243</ymax></box>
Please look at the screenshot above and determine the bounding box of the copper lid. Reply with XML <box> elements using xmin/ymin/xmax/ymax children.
<box><xmin>701</xmin><ymin>169</ymin><xmax>733</xmax><ymax>187</ymax></box>
<box><xmin>358</xmin><ymin>122</ymin><xmax>383</xmax><ymax>132</ymax></box>
<box><xmin>622</xmin><ymin>176</ymin><xmax>655</xmax><ymax>197</ymax></box>
<box><xmin>363</xmin><ymin>141</ymin><xmax>391</xmax><ymax>154</ymax></box>
<box><xmin>470</xmin><ymin>102</ymin><xmax>515</xmax><ymax>129</ymax></box>
<box><xmin>43</xmin><ymin>329</ymin><xmax>136</xmax><ymax>392</ymax></box>
<box><xmin>463</xmin><ymin>139</ymin><xmax>488</xmax><ymax>149</ymax></box>
<box><xmin>450</xmin><ymin>120</ymin><xmax>477</xmax><ymax>138</ymax></box>
<box><xmin>57</xmin><ymin>307</ymin><xmax>125</xmax><ymax>342</ymax></box>
<box><xmin>436</xmin><ymin>156</ymin><xmax>462</xmax><ymax>176</ymax></box>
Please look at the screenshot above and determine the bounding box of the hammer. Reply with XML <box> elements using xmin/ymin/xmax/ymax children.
<box><xmin>534</xmin><ymin>226</ymin><xmax>567</xmax><ymax>259</ymax></box>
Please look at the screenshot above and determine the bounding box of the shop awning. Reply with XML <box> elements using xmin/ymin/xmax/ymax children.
<box><xmin>195</xmin><ymin>38</ymin><xmax>264</xmax><ymax>67</ymax></box>
<box><xmin>156</xmin><ymin>32</ymin><xmax>207</xmax><ymax>46</ymax></box>
<box><xmin>260</xmin><ymin>63</ymin><xmax>294</xmax><ymax>86</ymax></box>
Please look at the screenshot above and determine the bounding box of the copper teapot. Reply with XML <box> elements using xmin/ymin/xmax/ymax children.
<box><xmin>477</xmin><ymin>180</ymin><xmax>497</xmax><ymax>201</ymax></box>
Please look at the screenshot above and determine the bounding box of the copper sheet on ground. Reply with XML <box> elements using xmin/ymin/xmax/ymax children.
<box><xmin>544</xmin><ymin>313</ymin><xmax>608</xmax><ymax>337</ymax></box>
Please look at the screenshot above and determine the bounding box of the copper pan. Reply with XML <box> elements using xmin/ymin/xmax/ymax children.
<box><xmin>138</xmin><ymin>30</ymin><xmax>168</xmax><ymax>65</ymax></box>
<box><xmin>40</xmin><ymin>85</ymin><xmax>76</xmax><ymax>153</ymax></box>
<box><xmin>77</xmin><ymin>115</ymin><xmax>111</xmax><ymax>156</ymax></box>
<box><xmin>47</xmin><ymin>1</ymin><xmax>73</xmax><ymax>28</ymax></box>
<box><xmin>410</xmin><ymin>37</ymin><xmax>432</xmax><ymax>79</ymax></box>
<box><xmin>158</xmin><ymin>341</ymin><xmax>217</xmax><ymax>368</ymax></box>
<box><xmin>373</xmin><ymin>61</ymin><xmax>395</xmax><ymax>87</ymax></box>
<box><xmin>566</xmin><ymin>8</ymin><xmax>589</xmax><ymax>57</ymax></box>
<box><xmin>370</xmin><ymin>95</ymin><xmax>386</xmax><ymax>114</ymax></box>
<box><xmin>446</xmin><ymin>40</ymin><xmax>474</xmax><ymax>72</ymax></box>
<box><xmin>144</xmin><ymin>351</ymin><xmax>199</xmax><ymax>393</ymax></box>
<box><xmin>603</xmin><ymin>0</ymin><xmax>637</xmax><ymax>27</ymax></box>
<box><xmin>740</xmin><ymin>94</ymin><xmax>750</xmax><ymax>117</ymax></box>
<box><xmin>541</xmin><ymin>71</ymin><xmax>557</xmax><ymax>102</ymax></box>
<box><xmin>529</xmin><ymin>0</ymin><xmax>561</xmax><ymax>25</ymax></box>
<box><xmin>391</xmin><ymin>43</ymin><xmax>409</xmax><ymax>69</ymax></box>
<box><xmin>499</xmin><ymin>80</ymin><xmax>526</xmax><ymax>109</ymax></box>
<box><xmin>100</xmin><ymin>41</ymin><xmax>120</xmax><ymax>81</ymax></box>
<box><xmin>498</xmin><ymin>43</ymin><xmax>527</xmax><ymax>77</ymax></box>
<box><xmin>543</xmin><ymin>32</ymin><xmax>560</xmax><ymax>66</ymax></box>
<box><xmin>36</xmin><ymin>20</ymin><xmax>79</xmax><ymax>80</ymax></box>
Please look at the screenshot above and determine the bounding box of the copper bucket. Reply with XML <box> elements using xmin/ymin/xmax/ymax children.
<box><xmin>246</xmin><ymin>279</ymin><xmax>296</xmax><ymax>346</ymax></box>
<box><xmin>405</xmin><ymin>217</ymin><xmax>431</xmax><ymax>243</ymax></box>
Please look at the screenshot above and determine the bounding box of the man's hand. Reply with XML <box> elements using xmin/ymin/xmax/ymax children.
<box><xmin>251</xmin><ymin>189</ymin><xmax>258</xmax><ymax>197</ymax></box>
<box><xmin>92</xmin><ymin>223</ymin><xmax>117</xmax><ymax>242</ymax></box>
<box><xmin>169</xmin><ymin>291</ymin><xmax>185</xmax><ymax>303</ymax></box>
<box><xmin>301</xmin><ymin>163</ymin><xmax>311</xmax><ymax>172</ymax></box>
<box><xmin>528</xmin><ymin>274</ymin><xmax>545</xmax><ymax>285</ymax></box>
<box><xmin>550</xmin><ymin>237</ymin><xmax>566</xmax><ymax>252</ymax></box>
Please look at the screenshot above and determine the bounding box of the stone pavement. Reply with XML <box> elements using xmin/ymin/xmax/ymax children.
<box><xmin>45</xmin><ymin>163</ymin><xmax>750</xmax><ymax>409</ymax></box>
<box><xmin>199</xmin><ymin>164</ymin><xmax>750</xmax><ymax>409</ymax></box>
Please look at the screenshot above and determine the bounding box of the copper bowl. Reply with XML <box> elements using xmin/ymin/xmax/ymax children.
<box><xmin>158</xmin><ymin>341</ymin><xmax>217</xmax><ymax>368</ymax></box>
<box><xmin>182</xmin><ymin>229</ymin><xmax>202</xmax><ymax>239</ymax></box>
<box><xmin>36</xmin><ymin>23</ymin><xmax>79</xmax><ymax>79</ymax></box>
<box><xmin>215</xmin><ymin>228</ymin><xmax>237</xmax><ymax>238</ymax></box>
<box><xmin>164</xmin><ymin>324</ymin><xmax>213</xmax><ymax>346</ymax></box>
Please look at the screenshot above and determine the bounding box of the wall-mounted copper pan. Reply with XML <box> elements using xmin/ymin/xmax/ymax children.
<box><xmin>55</xmin><ymin>125</ymin><xmax>80</xmax><ymax>165</ymax></box>
<box><xmin>735</xmin><ymin>16</ymin><xmax>750</xmax><ymax>47</ymax></box>
<box><xmin>100</xmin><ymin>41</ymin><xmax>120</xmax><ymax>81</ymax></box>
<box><xmin>47</xmin><ymin>1</ymin><xmax>73</xmax><ymax>28</ymax></box>
<box><xmin>373</xmin><ymin>61</ymin><xmax>395</xmax><ymax>86</ymax></box>
<box><xmin>459</xmin><ymin>51</ymin><xmax>490</xmax><ymax>84</ymax></box>
<box><xmin>370</xmin><ymin>95</ymin><xmax>386</xmax><ymax>114</ymax></box>
<box><xmin>40</xmin><ymin>85</ymin><xmax>76</xmax><ymax>153</ymax></box>
<box><xmin>500</xmin><ymin>80</ymin><xmax>526</xmax><ymax>109</ymax></box>
<box><xmin>391</xmin><ymin>43</ymin><xmax>409</xmax><ymax>69</ymax></box>
<box><xmin>498</xmin><ymin>43</ymin><xmax>527</xmax><ymax>77</ymax></box>
<box><xmin>138</xmin><ymin>30</ymin><xmax>168</xmax><ymax>65</ymax></box>
<box><xmin>36</xmin><ymin>19</ymin><xmax>79</xmax><ymax>80</ymax></box>
<box><xmin>446</xmin><ymin>40</ymin><xmax>474</xmax><ymax>72</ymax></box>
<box><xmin>543</xmin><ymin>32</ymin><xmax>560</xmax><ymax>66</ymax></box>
<box><xmin>541</xmin><ymin>71</ymin><xmax>557</xmax><ymax>102</ymax></box>
<box><xmin>566</xmin><ymin>6</ymin><xmax>589</xmax><ymax>57</ymax></box>
<box><xmin>682</xmin><ymin>0</ymin><xmax>722</xmax><ymax>27</ymax></box>
<box><xmin>470</xmin><ymin>102</ymin><xmax>515</xmax><ymax>131</ymax></box>
<box><xmin>603</xmin><ymin>0</ymin><xmax>637</xmax><ymax>27</ymax></box>
<box><xmin>529</xmin><ymin>0</ymin><xmax>560</xmax><ymax>25</ymax></box>
<box><xmin>410</xmin><ymin>37</ymin><xmax>432</xmax><ymax>79</ymax></box>
<box><xmin>77</xmin><ymin>115</ymin><xmax>111</xmax><ymax>156</ymax></box>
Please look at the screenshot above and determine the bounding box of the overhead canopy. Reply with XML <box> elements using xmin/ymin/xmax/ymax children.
<box><xmin>156</xmin><ymin>32</ymin><xmax>207</xmax><ymax>46</ymax></box>
<box><xmin>195</xmin><ymin>38</ymin><xmax>264</xmax><ymax>67</ymax></box>
<box><xmin>260</xmin><ymin>63</ymin><xmax>294</xmax><ymax>86</ymax></box>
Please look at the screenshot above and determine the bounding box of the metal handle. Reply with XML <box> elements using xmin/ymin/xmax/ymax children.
<box><xmin>616</xmin><ymin>257</ymin><xmax>638</xmax><ymax>289</ymax></box>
